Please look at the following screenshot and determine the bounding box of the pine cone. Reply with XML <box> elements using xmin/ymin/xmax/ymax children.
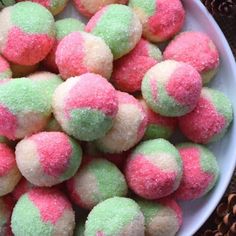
<box><xmin>202</xmin><ymin>0</ymin><xmax>236</xmax><ymax>17</ymax></box>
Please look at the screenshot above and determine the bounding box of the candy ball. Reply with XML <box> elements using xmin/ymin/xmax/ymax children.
<box><xmin>140</xmin><ymin>98</ymin><xmax>177</xmax><ymax>140</ymax></box>
<box><xmin>43</xmin><ymin>18</ymin><xmax>85</xmax><ymax>73</ymax></box>
<box><xmin>179</xmin><ymin>88</ymin><xmax>233</xmax><ymax>144</ymax></box>
<box><xmin>0</xmin><ymin>0</ymin><xmax>15</xmax><ymax>9</ymax></box>
<box><xmin>141</xmin><ymin>60</ymin><xmax>202</xmax><ymax>117</ymax></box>
<box><xmin>175</xmin><ymin>143</ymin><xmax>219</xmax><ymax>200</ymax></box>
<box><xmin>85</xmin><ymin>197</ymin><xmax>145</xmax><ymax>236</ymax></box>
<box><xmin>129</xmin><ymin>0</ymin><xmax>185</xmax><ymax>43</ymax></box>
<box><xmin>125</xmin><ymin>139</ymin><xmax>182</xmax><ymax>199</ymax></box>
<box><xmin>73</xmin><ymin>0</ymin><xmax>128</xmax><ymax>18</ymax></box>
<box><xmin>86</xmin><ymin>4</ymin><xmax>142</xmax><ymax>59</ymax></box>
<box><xmin>137</xmin><ymin>198</ymin><xmax>182</xmax><ymax>236</ymax></box>
<box><xmin>164</xmin><ymin>31</ymin><xmax>220</xmax><ymax>84</ymax></box>
<box><xmin>11</xmin><ymin>188</ymin><xmax>75</xmax><ymax>236</ymax></box>
<box><xmin>15</xmin><ymin>131</ymin><xmax>82</xmax><ymax>187</ymax></box>
<box><xmin>0</xmin><ymin>1</ymin><xmax>55</xmax><ymax>66</ymax></box>
<box><xmin>96</xmin><ymin>91</ymin><xmax>147</xmax><ymax>153</ymax></box>
<box><xmin>0</xmin><ymin>78</ymin><xmax>51</xmax><ymax>140</ymax></box>
<box><xmin>111</xmin><ymin>38</ymin><xmax>162</xmax><ymax>93</ymax></box>
<box><xmin>52</xmin><ymin>73</ymin><xmax>118</xmax><ymax>141</ymax></box>
<box><xmin>67</xmin><ymin>158</ymin><xmax>128</xmax><ymax>209</ymax></box>
<box><xmin>56</xmin><ymin>31</ymin><xmax>113</xmax><ymax>80</ymax></box>
<box><xmin>0</xmin><ymin>55</ymin><xmax>12</xmax><ymax>79</ymax></box>
<box><xmin>11</xmin><ymin>63</ymin><xmax>39</xmax><ymax>78</ymax></box>
<box><xmin>16</xmin><ymin>0</ymin><xmax>69</xmax><ymax>15</ymax></box>
<box><xmin>0</xmin><ymin>143</ymin><xmax>21</xmax><ymax>196</ymax></box>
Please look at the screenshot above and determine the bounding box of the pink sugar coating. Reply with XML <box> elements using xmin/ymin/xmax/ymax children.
<box><xmin>73</xmin><ymin>0</ymin><xmax>94</xmax><ymax>18</ymax></box>
<box><xmin>0</xmin><ymin>56</ymin><xmax>10</xmax><ymax>72</ymax></box>
<box><xmin>30</xmin><ymin>132</ymin><xmax>72</xmax><ymax>177</ymax></box>
<box><xmin>103</xmin><ymin>151</ymin><xmax>129</xmax><ymax>170</ymax></box>
<box><xmin>65</xmin><ymin>73</ymin><xmax>118</xmax><ymax>117</ymax></box>
<box><xmin>28</xmin><ymin>188</ymin><xmax>71</xmax><ymax>225</ymax></box>
<box><xmin>174</xmin><ymin>146</ymin><xmax>214</xmax><ymax>200</ymax></box>
<box><xmin>166</xmin><ymin>63</ymin><xmax>202</xmax><ymax>106</ymax></box>
<box><xmin>43</xmin><ymin>41</ymin><xmax>59</xmax><ymax>73</ymax></box>
<box><xmin>130</xmin><ymin>39</ymin><xmax>153</xmax><ymax>58</ymax></box>
<box><xmin>96</xmin><ymin>232</ymin><xmax>105</xmax><ymax>236</ymax></box>
<box><xmin>0</xmin><ymin>143</ymin><xmax>15</xmax><ymax>176</ymax></box>
<box><xmin>164</xmin><ymin>32</ymin><xmax>219</xmax><ymax>73</ymax></box>
<box><xmin>125</xmin><ymin>154</ymin><xmax>177</xmax><ymax>199</ymax></box>
<box><xmin>3</xmin><ymin>27</ymin><xmax>54</xmax><ymax>66</ymax></box>
<box><xmin>17</xmin><ymin>0</ymin><xmax>50</xmax><ymax>7</ymax></box>
<box><xmin>179</xmin><ymin>97</ymin><xmax>226</xmax><ymax>143</ymax></box>
<box><xmin>12</xmin><ymin>178</ymin><xmax>34</xmax><ymax>201</ymax></box>
<box><xmin>147</xmin><ymin>0</ymin><xmax>185</xmax><ymax>41</ymax></box>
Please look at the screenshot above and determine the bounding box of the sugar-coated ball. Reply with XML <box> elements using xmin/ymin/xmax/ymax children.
<box><xmin>142</xmin><ymin>60</ymin><xmax>202</xmax><ymax>117</ymax></box>
<box><xmin>164</xmin><ymin>31</ymin><xmax>220</xmax><ymax>84</ymax></box>
<box><xmin>16</xmin><ymin>0</ymin><xmax>69</xmax><ymax>15</ymax></box>
<box><xmin>129</xmin><ymin>0</ymin><xmax>185</xmax><ymax>42</ymax></box>
<box><xmin>52</xmin><ymin>73</ymin><xmax>118</xmax><ymax>141</ymax></box>
<box><xmin>0</xmin><ymin>78</ymin><xmax>52</xmax><ymax>140</ymax></box>
<box><xmin>85</xmin><ymin>197</ymin><xmax>145</xmax><ymax>236</ymax></box>
<box><xmin>125</xmin><ymin>139</ymin><xmax>182</xmax><ymax>199</ymax></box>
<box><xmin>96</xmin><ymin>91</ymin><xmax>147</xmax><ymax>153</ymax></box>
<box><xmin>175</xmin><ymin>143</ymin><xmax>219</xmax><ymax>200</ymax></box>
<box><xmin>0</xmin><ymin>2</ymin><xmax>55</xmax><ymax>65</ymax></box>
<box><xmin>179</xmin><ymin>88</ymin><xmax>233</xmax><ymax>144</ymax></box>
<box><xmin>0</xmin><ymin>55</ymin><xmax>12</xmax><ymax>79</ymax></box>
<box><xmin>16</xmin><ymin>132</ymin><xmax>82</xmax><ymax>187</ymax></box>
<box><xmin>86</xmin><ymin>4</ymin><xmax>142</xmax><ymax>59</ymax></box>
<box><xmin>0</xmin><ymin>0</ymin><xmax>15</xmax><ymax>9</ymax></box>
<box><xmin>11</xmin><ymin>188</ymin><xmax>75</xmax><ymax>236</ymax></box>
<box><xmin>111</xmin><ymin>38</ymin><xmax>162</xmax><ymax>93</ymax></box>
<box><xmin>137</xmin><ymin>198</ymin><xmax>183</xmax><ymax>236</ymax></box>
<box><xmin>140</xmin><ymin>98</ymin><xmax>177</xmax><ymax>140</ymax></box>
<box><xmin>0</xmin><ymin>143</ymin><xmax>21</xmax><ymax>196</ymax></box>
<box><xmin>44</xmin><ymin>18</ymin><xmax>85</xmax><ymax>73</ymax></box>
<box><xmin>11</xmin><ymin>63</ymin><xmax>39</xmax><ymax>78</ymax></box>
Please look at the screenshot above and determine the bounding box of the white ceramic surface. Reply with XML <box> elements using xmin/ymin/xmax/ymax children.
<box><xmin>57</xmin><ymin>1</ymin><xmax>236</xmax><ymax>235</ymax></box>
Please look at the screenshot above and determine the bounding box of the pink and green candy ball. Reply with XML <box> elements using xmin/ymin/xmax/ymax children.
<box><xmin>15</xmin><ymin>131</ymin><xmax>82</xmax><ymax>187</ymax></box>
<box><xmin>85</xmin><ymin>197</ymin><xmax>145</xmax><ymax>236</ymax></box>
<box><xmin>86</xmin><ymin>4</ymin><xmax>142</xmax><ymax>59</ymax></box>
<box><xmin>0</xmin><ymin>55</ymin><xmax>12</xmax><ymax>79</ymax></box>
<box><xmin>125</xmin><ymin>139</ymin><xmax>182</xmax><ymax>200</ymax></box>
<box><xmin>11</xmin><ymin>188</ymin><xmax>75</xmax><ymax>236</ymax></box>
<box><xmin>0</xmin><ymin>1</ymin><xmax>55</xmax><ymax>66</ymax></box>
<box><xmin>141</xmin><ymin>60</ymin><xmax>202</xmax><ymax>117</ymax></box>
<box><xmin>67</xmin><ymin>158</ymin><xmax>128</xmax><ymax>209</ymax></box>
<box><xmin>175</xmin><ymin>143</ymin><xmax>219</xmax><ymax>200</ymax></box>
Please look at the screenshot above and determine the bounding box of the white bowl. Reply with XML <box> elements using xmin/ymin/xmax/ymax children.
<box><xmin>58</xmin><ymin>1</ymin><xmax>236</xmax><ymax>235</ymax></box>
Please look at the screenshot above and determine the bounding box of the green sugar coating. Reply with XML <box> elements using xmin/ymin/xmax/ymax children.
<box><xmin>60</xmin><ymin>138</ymin><xmax>82</xmax><ymax>181</ymax></box>
<box><xmin>11</xmin><ymin>1</ymin><xmax>55</xmax><ymax>36</ymax></box>
<box><xmin>144</xmin><ymin>124</ymin><xmax>172</xmax><ymax>140</ymax></box>
<box><xmin>89</xmin><ymin>4</ymin><xmax>135</xmax><ymax>59</ymax></box>
<box><xmin>87</xmin><ymin>159</ymin><xmax>127</xmax><ymax>202</ymax></box>
<box><xmin>0</xmin><ymin>78</ymin><xmax>51</xmax><ymax>115</ymax></box>
<box><xmin>129</xmin><ymin>0</ymin><xmax>156</xmax><ymax>17</ymax></box>
<box><xmin>68</xmin><ymin>108</ymin><xmax>113</xmax><ymax>141</ymax></box>
<box><xmin>85</xmin><ymin>197</ymin><xmax>143</xmax><ymax>236</ymax></box>
<box><xmin>11</xmin><ymin>194</ymin><xmax>53</xmax><ymax>236</ymax></box>
<box><xmin>55</xmin><ymin>18</ymin><xmax>85</xmax><ymax>40</ymax></box>
<box><xmin>0</xmin><ymin>0</ymin><xmax>15</xmax><ymax>9</ymax></box>
<box><xmin>0</xmin><ymin>69</ymin><xmax>12</xmax><ymax>80</ymax></box>
<box><xmin>49</xmin><ymin>0</ymin><xmax>67</xmax><ymax>12</ymax></box>
<box><xmin>148</xmin><ymin>43</ymin><xmax>163</xmax><ymax>62</ymax></box>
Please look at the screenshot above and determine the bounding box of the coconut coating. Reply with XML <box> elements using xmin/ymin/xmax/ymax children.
<box><xmin>129</xmin><ymin>0</ymin><xmax>185</xmax><ymax>43</ymax></box>
<box><xmin>85</xmin><ymin>197</ymin><xmax>145</xmax><ymax>236</ymax></box>
<box><xmin>11</xmin><ymin>63</ymin><xmax>39</xmax><ymax>78</ymax></box>
<box><xmin>67</xmin><ymin>158</ymin><xmax>128</xmax><ymax>209</ymax></box>
<box><xmin>0</xmin><ymin>143</ymin><xmax>21</xmax><ymax>196</ymax></box>
<box><xmin>179</xmin><ymin>88</ymin><xmax>233</xmax><ymax>144</ymax></box>
<box><xmin>16</xmin><ymin>0</ymin><xmax>69</xmax><ymax>15</ymax></box>
<box><xmin>95</xmin><ymin>91</ymin><xmax>147</xmax><ymax>153</ymax></box>
<box><xmin>11</xmin><ymin>188</ymin><xmax>75</xmax><ymax>236</ymax></box>
<box><xmin>0</xmin><ymin>78</ymin><xmax>52</xmax><ymax>140</ymax></box>
<box><xmin>0</xmin><ymin>0</ymin><xmax>15</xmax><ymax>9</ymax></box>
<box><xmin>137</xmin><ymin>198</ymin><xmax>182</xmax><ymax>236</ymax></box>
<box><xmin>86</xmin><ymin>4</ymin><xmax>142</xmax><ymax>59</ymax></box>
<box><xmin>142</xmin><ymin>60</ymin><xmax>202</xmax><ymax>117</ymax></box>
<box><xmin>175</xmin><ymin>143</ymin><xmax>219</xmax><ymax>200</ymax></box>
<box><xmin>52</xmin><ymin>73</ymin><xmax>118</xmax><ymax>141</ymax></box>
<box><xmin>164</xmin><ymin>31</ymin><xmax>220</xmax><ymax>84</ymax></box>
<box><xmin>73</xmin><ymin>0</ymin><xmax>128</xmax><ymax>18</ymax></box>
<box><xmin>16</xmin><ymin>132</ymin><xmax>82</xmax><ymax>187</ymax></box>
<box><xmin>140</xmin><ymin>98</ymin><xmax>177</xmax><ymax>140</ymax></box>
<box><xmin>44</xmin><ymin>18</ymin><xmax>85</xmax><ymax>73</ymax></box>
<box><xmin>125</xmin><ymin>139</ymin><xmax>182</xmax><ymax>199</ymax></box>
<box><xmin>111</xmin><ymin>38</ymin><xmax>162</xmax><ymax>93</ymax></box>
<box><xmin>0</xmin><ymin>55</ymin><xmax>12</xmax><ymax>79</ymax></box>
<box><xmin>0</xmin><ymin>2</ymin><xmax>56</xmax><ymax>66</ymax></box>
